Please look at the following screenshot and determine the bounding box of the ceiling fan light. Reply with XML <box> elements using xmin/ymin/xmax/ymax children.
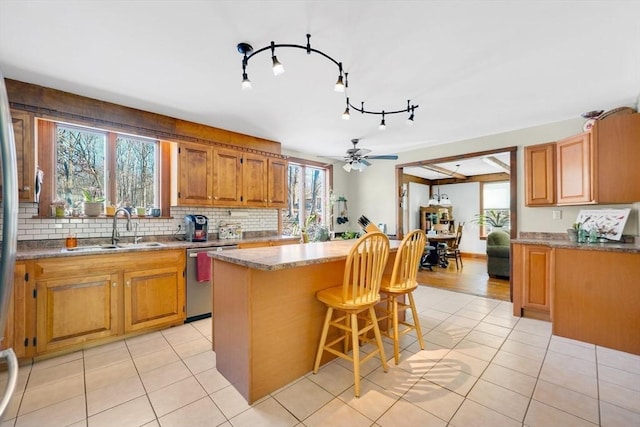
<box><xmin>272</xmin><ymin>55</ymin><xmax>285</xmax><ymax>76</ymax></box>
<box><xmin>241</xmin><ymin>73</ymin><xmax>252</xmax><ymax>90</ymax></box>
<box><xmin>343</xmin><ymin>162</ymin><xmax>352</xmax><ymax>172</ymax></box>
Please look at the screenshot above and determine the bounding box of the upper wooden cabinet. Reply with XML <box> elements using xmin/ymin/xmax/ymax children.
<box><xmin>267</xmin><ymin>158</ymin><xmax>288</xmax><ymax>208</ymax></box>
<box><xmin>178</xmin><ymin>141</ymin><xmax>288</xmax><ymax>208</ymax></box>
<box><xmin>213</xmin><ymin>148</ymin><xmax>243</xmax><ymax>206</ymax></box>
<box><xmin>525</xmin><ymin>113</ymin><xmax>640</xmax><ymax>206</ymax></box>
<box><xmin>242</xmin><ymin>153</ymin><xmax>268</xmax><ymax>207</ymax></box>
<box><xmin>556</xmin><ymin>132</ymin><xmax>593</xmax><ymax>205</ymax></box>
<box><xmin>524</xmin><ymin>142</ymin><xmax>555</xmax><ymax>206</ymax></box>
<box><xmin>178</xmin><ymin>142</ymin><xmax>214</xmax><ymax>206</ymax></box>
<box><xmin>0</xmin><ymin>110</ymin><xmax>35</xmax><ymax>202</ymax></box>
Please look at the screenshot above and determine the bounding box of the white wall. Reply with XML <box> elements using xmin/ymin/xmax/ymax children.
<box><xmin>407</xmin><ymin>182</ymin><xmax>430</xmax><ymax>231</ymax></box>
<box><xmin>438</xmin><ymin>182</ymin><xmax>485</xmax><ymax>254</ymax></box>
<box><xmin>286</xmin><ymin>117</ymin><xmax>640</xmax><ymax>239</ymax></box>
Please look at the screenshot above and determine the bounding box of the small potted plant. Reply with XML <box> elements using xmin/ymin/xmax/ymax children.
<box><xmin>471</xmin><ymin>210</ymin><xmax>510</xmax><ymax>229</ymax></box>
<box><xmin>82</xmin><ymin>187</ymin><xmax>105</xmax><ymax>217</ymax></box>
<box><xmin>51</xmin><ymin>199</ymin><xmax>67</xmax><ymax>218</ymax></box>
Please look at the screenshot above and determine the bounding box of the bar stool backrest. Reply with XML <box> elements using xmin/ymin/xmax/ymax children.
<box><xmin>389</xmin><ymin>229</ymin><xmax>427</xmax><ymax>290</ymax></box>
<box><xmin>341</xmin><ymin>231</ymin><xmax>390</xmax><ymax>305</ymax></box>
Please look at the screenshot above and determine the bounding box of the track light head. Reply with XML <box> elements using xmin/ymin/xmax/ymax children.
<box><xmin>334</xmin><ymin>75</ymin><xmax>345</xmax><ymax>92</ymax></box>
<box><xmin>379</xmin><ymin>112</ymin><xmax>386</xmax><ymax>131</ymax></box>
<box><xmin>241</xmin><ymin>72</ymin><xmax>252</xmax><ymax>90</ymax></box>
<box><xmin>271</xmin><ymin>55</ymin><xmax>284</xmax><ymax>76</ymax></box>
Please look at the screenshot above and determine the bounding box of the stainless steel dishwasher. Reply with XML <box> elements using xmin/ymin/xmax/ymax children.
<box><xmin>186</xmin><ymin>245</ymin><xmax>238</xmax><ymax>322</ymax></box>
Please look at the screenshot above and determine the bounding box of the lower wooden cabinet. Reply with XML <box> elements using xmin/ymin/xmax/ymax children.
<box><xmin>1</xmin><ymin>262</ymin><xmax>36</xmax><ymax>359</ymax></box>
<box><xmin>512</xmin><ymin>243</ymin><xmax>551</xmax><ymax>320</ymax></box>
<box><xmin>31</xmin><ymin>249</ymin><xmax>185</xmax><ymax>357</ymax></box>
<box><xmin>124</xmin><ymin>266</ymin><xmax>184</xmax><ymax>333</ymax></box>
<box><xmin>36</xmin><ymin>273</ymin><xmax>119</xmax><ymax>354</ymax></box>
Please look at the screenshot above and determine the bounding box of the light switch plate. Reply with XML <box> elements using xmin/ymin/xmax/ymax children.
<box><xmin>552</xmin><ymin>210</ymin><xmax>562</xmax><ymax>220</ymax></box>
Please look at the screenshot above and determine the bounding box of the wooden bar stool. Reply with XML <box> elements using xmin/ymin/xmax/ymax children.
<box><xmin>378</xmin><ymin>229</ymin><xmax>427</xmax><ymax>364</ymax></box>
<box><xmin>313</xmin><ymin>231</ymin><xmax>390</xmax><ymax>397</ymax></box>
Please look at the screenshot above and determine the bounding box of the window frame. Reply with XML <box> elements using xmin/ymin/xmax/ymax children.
<box><xmin>37</xmin><ymin>118</ymin><xmax>167</xmax><ymax>217</ymax></box>
<box><xmin>282</xmin><ymin>157</ymin><xmax>333</xmax><ymax>237</ymax></box>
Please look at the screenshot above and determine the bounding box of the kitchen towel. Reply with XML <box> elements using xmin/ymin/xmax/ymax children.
<box><xmin>196</xmin><ymin>251</ymin><xmax>211</xmax><ymax>282</ymax></box>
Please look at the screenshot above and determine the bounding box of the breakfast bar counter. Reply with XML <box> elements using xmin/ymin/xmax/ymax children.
<box><xmin>208</xmin><ymin>239</ymin><xmax>400</xmax><ymax>403</ymax></box>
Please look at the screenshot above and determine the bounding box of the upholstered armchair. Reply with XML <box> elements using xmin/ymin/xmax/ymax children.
<box><xmin>486</xmin><ymin>229</ymin><xmax>510</xmax><ymax>278</ymax></box>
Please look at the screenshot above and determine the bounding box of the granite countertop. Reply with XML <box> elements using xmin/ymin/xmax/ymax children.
<box><xmin>13</xmin><ymin>235</ymin><xmax>299</xmax><ymax>260</ymax></box>
<box><xmin>511</xmin><ymin>238</ymin><xmax>640</xmax><ymax>254</ymax></box>
<box><xmin>208</xmin><ymin>239</ymin><xmax>401</xmax><ymax>271</ymax></box>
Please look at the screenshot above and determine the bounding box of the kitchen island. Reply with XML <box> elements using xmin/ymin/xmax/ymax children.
<box><xmin>208</xmin><ymin>239</ymin><xmax>400</xmax><ymax>403</ymax></box>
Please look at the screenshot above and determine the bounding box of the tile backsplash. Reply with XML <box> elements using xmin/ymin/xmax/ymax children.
<box><xmin>1</xmin><ymin>203</ymin><xmax>279</xmax><ymax>242</ymax></box>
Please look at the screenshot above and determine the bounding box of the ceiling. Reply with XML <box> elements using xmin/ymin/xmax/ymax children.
<box><xmin>404</xmin><ymin>151</ymin><xmax>511</xmax><ymax>181</ymax></box>
<box><xmin>1</xmin><ymin>1</ymin><xmax>638</xmax><ymax>166</ymax></box>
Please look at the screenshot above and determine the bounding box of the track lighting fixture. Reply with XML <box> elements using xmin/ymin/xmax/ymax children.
<box><xmin>236</xmin><ymin>34</ymin><xmax>419</xmax><ymax>129</ymax></box>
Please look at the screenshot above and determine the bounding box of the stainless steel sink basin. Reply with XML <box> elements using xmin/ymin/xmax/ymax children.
<box><xmin>63</xmin><ymin>242</ymin><xmax>166</xmax><ymax>253</ymax></box>
<box><xmin>118</xmin><ymin>241</ymin><xmax>166</xmax><ymax>249</ymax></box>
<box><xmin>64</xmin><ymin>244</ymin><xmax>119</xmax><ymax>252</ymax></box>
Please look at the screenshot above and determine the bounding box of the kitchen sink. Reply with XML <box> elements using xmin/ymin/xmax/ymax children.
<box><xmin>64</xmin><ymin>244</ymin><xmax>120</xmax><ymax>252</ymax></box>
<box><xmin>63</xmin><ymin>242</ymin><xmax>166</xmax><ymax>253</ymax></box>
<box><xmin>118</xmin><ymin>241</ymin><xmax>166</xmax><ymax>248</ymax></box>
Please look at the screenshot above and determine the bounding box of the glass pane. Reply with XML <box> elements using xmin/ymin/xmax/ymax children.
<box><xmin>56</xmin><ymin>125</ymin><xmax>106</xmax><ymax>209</ymax></box>
<box><xmin>115</xmin><ymin>136</ymin><xmax>157</xmax><ymax>209</ymax></box>
<box><xmin>483</xmin><ymin>181</ymin><xmax>510</xmax><ymax>209</ymax></box>
<box><xmin>305</xmin><ymin>167</ymin><xmax>324</xmax><ymax>227</ymax></box>
<box><xmin>282</xmin><ymin>164</ymin><xmax>302</xmax><ymax>236</ymax></box>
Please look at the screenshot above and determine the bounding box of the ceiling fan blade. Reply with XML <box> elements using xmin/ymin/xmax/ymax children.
<box><xmin>360</xmin><ymin>159</ymin><xmax>372</xmax><ymax>166</ymax></box>
<box><xmin>366</xmin><ymin>154</ymin><xmax>398</xmax><ymax>160</ymax></box>
<box><xmin>353</xmin><ymin>148</ymin><xmax>371</xmax><ymax>156</ymax></box>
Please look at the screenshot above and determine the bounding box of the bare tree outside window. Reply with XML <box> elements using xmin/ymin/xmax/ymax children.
<box><xmin>55</xmin><ymin>123</ymin><xmax>158</xmax><ymax>212</ymax></box>
<box><xmin>116</xmin><ymin>136</ymin><xmax>156</xmax><ymax>208</ymax></box>
<box><xmin>56</xmin><ymin>126</ymin><xmax>106</xmax><ymax>209</ymax></box>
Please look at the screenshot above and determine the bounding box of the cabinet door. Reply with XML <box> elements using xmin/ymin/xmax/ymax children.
<box><xmin>7</xmin><ymin>262</ymin><xmax>36</xmax><ymax>358</ymax></box>
<box><xmin>213</xmin><ymin>148</ymin><xmax>242</xmax><ymax>206</ymax></box>
<box><xmin>525</xmin><ymin>143</ymin><xmax>555</xmax><ymax>206</ymax></box>
<box><xmin>594</xmin><ymin>113</ymin><xmax>640</xmax><ymax>203</ymax></box>
<box><xmin>179</xmin><ymin>142</ymin><xmax>213</xmax><ymax>206</ymax></box>
<box><xmin>124</xmin><ymin>266</ymin><xmax>185</xmax><ymax>333</ymax></box>
<box><xmin>242</xmin><ymin>153</ymin><xmax>268</xmax><ymax>207</ymax></box>
<box><xmin>512</xmin><ymin>244</ymin><xmax>551</xmax><ymax>318</ymax></box>
<box><xmin>556</xmin><ymin>132</ymin><xmax>593</xmax><ymax>205</ymax></box>
<box><xmin>268</xmin><ymin>158</ymin><xmax>288</xmax><ymax>208</ymax></box>
<box><xmin>0</xmin><ymin>110</ymin><xmax>34</xmax><ymax>202</ymax></box>
<box><xmin>36</xmin><ymin>273</ymin><xmax>120</xmax><ymax>353</ymax></box>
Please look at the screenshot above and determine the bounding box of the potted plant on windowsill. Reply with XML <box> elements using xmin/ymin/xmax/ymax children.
<box><xmin>472</xmin><ymin>210</ymin><xmax>510</xmax><ymax>230</ymax></box>
<box><xmin>82</xmin><ymin>188</ymin><xmax>105</xmax><ymax>217</ymax></box>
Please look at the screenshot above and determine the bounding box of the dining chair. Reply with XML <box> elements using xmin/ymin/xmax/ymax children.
<box><xmin>313</xmin><ymin>231</ymin><xmax>390</xmax><ymax>397</ymax></box>
<box><xmin>377</xmin><ymin>229</ymin><xmax>427</xmax><ymax>364</ymax></box>
<box><xmin>445</xmin><ymin>222</ymin><xmax>464</xmax><ymax>270</ymax></box>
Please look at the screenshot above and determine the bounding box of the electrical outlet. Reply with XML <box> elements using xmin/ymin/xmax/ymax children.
<box><xmin>552</xmin><ymin>210</ymin><xmax>562</xmax><ymax>220</ymax></box>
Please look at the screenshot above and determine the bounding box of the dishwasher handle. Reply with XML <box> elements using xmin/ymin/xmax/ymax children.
<box><xmin>188</xmin><ymin>246</ymin><xmax>238</xmax><ymax>257</ymax></box>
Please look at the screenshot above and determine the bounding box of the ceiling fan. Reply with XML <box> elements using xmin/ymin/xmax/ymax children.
<box><xmin>341</xmin><ymin>139</ymin><xmax>398</xmax><ymax>172</ymax></box>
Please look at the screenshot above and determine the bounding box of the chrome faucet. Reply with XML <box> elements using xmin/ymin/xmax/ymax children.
<box><xmin>112</xmin><ymin>207</ymin><xmax>131</xmax><ymax>245</ymax></box>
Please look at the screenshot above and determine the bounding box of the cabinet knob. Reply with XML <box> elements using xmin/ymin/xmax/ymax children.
<box><xmin>112</xmin><ymin>282</ymin><xmax>117</xmax><ymax>287</ymax></box>
<box><xmin>126</xmin><ymin>280</ymin><xmax>130</xmax><ymax>288</ymax></box>
<box><xmin>214</xmin><ymin>196</ymin><xmax>219</xmax><ymax>200</ymax></box>
<box><xmin>208</xmin><ymin>196</ymin><xmax>212</xmax><ymax>199</ymax></box>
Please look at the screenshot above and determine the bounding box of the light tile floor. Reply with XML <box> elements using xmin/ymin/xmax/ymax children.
<box><xmin>1</xmin><ymin>286</ymin><xmax>638</xmax><ymax>426</ymax></box>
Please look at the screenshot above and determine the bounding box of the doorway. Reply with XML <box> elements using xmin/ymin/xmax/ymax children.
<box><xmin>395</xmin><ymin>146</ymin><xmax>517</xmax><ymax>300</ymax></box>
